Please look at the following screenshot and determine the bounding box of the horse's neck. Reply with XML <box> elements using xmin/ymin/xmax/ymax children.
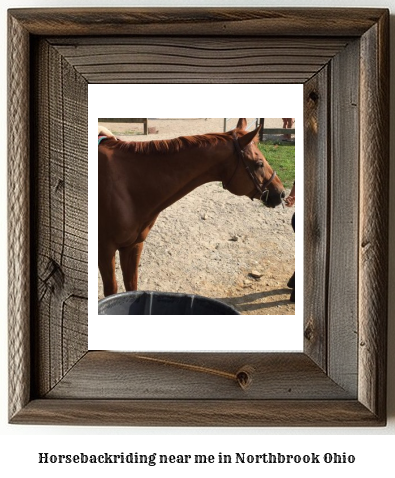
<box><xmin>134</xmin><ymin>143</ymin><xmax>231</xmax><ymax>214</ymax></box>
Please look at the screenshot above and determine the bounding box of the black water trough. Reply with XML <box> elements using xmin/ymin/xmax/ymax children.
<box><xmin>98</xmin><ymin>291</ymin><xmax>240</xmax><ymax>315</ymax></box>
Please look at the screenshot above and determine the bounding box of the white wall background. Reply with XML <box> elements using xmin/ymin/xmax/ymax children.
<box><xmin>1</xmin><ymin>0</ymin><xmax>394</xmax><ymax>475</ymax></box>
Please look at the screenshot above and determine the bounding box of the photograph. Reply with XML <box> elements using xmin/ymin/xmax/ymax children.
<box><xmin>97</xmin><ymin>117</ymin><xmax>297</xmax><ymax>316</ymax></box>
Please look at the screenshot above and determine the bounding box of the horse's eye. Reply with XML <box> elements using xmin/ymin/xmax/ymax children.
<box><xmin>257</xmin><ymin>161</ymin><xmax>264</xmax><ymax>169</ymax></box>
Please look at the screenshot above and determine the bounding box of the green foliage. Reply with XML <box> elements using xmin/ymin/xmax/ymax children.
<box><xmin>258</xmin><ymin>141</ymin><xmax>295</xmax><ymax>189</ymax></box>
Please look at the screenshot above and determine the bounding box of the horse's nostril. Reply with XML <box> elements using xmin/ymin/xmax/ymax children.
<box><xmin>281</xmin><ymin>190</ymin><xmax>286</xmax><ymax>199</ymax></box>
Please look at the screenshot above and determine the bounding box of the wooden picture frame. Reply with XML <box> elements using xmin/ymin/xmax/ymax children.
<box><xmin>8</xmin><ymin>8</ymin><xmax>389</xmax><ymax>426</ymax></box>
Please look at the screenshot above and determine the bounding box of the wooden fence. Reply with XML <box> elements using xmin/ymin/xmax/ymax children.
<box><xmin>224</xmin><ymin>118</ymin><xmax>295</xmax><ymax>140</ymax></box>
<box><xmin>98</xmin><ymin>118</ymin><xmax>148</xmax><ymax>134</ymax></box>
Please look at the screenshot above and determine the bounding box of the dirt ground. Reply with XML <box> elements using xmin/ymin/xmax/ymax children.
<box><xmin>98</xmin><ymin>118</ymin><xmax>295</xmax><ymax>315</ymax></box>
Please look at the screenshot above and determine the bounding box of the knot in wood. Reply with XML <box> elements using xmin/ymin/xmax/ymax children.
<box><xmin>308</xmin><ymin>90</ymin><xmax>319</xmax><ymax>103</ymax></box>
<box><xmin>304</xmin><ymin>322</ymin><xmax>314</xmax><ymax>341</ymax></box>
<box><xmin>236</xmin><ymin>365</ymin><xmax>255</xmax><ymax>390</ymax></box>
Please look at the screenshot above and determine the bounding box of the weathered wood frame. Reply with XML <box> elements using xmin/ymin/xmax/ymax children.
<box><xmin>8</xmin><ymin>8</ymin><xmax>389</xmax><ymax>426</ymax></box>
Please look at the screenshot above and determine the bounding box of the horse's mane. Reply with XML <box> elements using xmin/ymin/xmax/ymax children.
<box><xmin>103</xmin><ymin>132</ymin><xmax>233</xmax><ymax>155</ymax></box>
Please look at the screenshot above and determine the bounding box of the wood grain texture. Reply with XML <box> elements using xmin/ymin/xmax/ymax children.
<box><xmin>7</xmin><ymin>7</ymin><xmax>389</xmax><ymax>426</ymax></box>
<box><xmin>359</xmin><ymin>12</ymin><xmax>389</xmax><ymax>421</ymax></box>
<box><xmin>327</xmin><ymin>40</ymin><xmax>360</xmax><ymax>396</ymax></box>
<box><xmin>50</xmin><ymin>37</ymin><xmax>350</xmax><ymax>84</ymax></box>
<box><xmin>31</xmin><ymin>39</ymin><xmax>88</xmax><ymax>397</ymax></box>
<box><xmin>303</xmin><ymin>68</ymin><xmax>329</xmax><ymax>370</ymax></box>
<box><xmin>46</xmin><ymin>352</ymin><xmax>354</xmax><ymax>400</ymax></box>
<box><xmin>8</xmin><ymin>8</ymin><xmax>387</xmax><ymax>37</ymax></box>
<box><xmin>8</xmin><ymin>13</ymin><xmax>31</xmax><ymax>421</ymax></box>
<box><xmin>11</xmin><ymin>399</ymin><xmax>383</xmax><ymax>427</ymax></box>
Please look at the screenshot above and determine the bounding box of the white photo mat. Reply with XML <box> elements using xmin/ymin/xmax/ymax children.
<box><xmin>88</xmin><ymin>84</ymin><xmax>303</xmax><ymax>352</ymax></box>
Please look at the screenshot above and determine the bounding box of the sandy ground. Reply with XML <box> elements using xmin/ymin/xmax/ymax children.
<box><xmin>98</xmin><ymin>118</ymin><xmax>295</xmax><ymax>315</ymax></box>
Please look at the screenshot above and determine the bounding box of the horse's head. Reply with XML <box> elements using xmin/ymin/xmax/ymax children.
<box><xmin>223</xmin><ymin>118</ymin><xmax>286</xmax><ymax>208</ymax></box>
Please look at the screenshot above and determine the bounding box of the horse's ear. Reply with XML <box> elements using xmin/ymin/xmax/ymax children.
<box><xmin>236</xmin><ymin>118</ymin><xmax>247</xmax><ymax>130</ymax></box>
<box><xmin>238</xmin><ymin>125</ymin><xmax>262</xmax><ymax>149</ymax></box>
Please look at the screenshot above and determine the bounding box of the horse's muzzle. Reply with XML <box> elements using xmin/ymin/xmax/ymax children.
<box><xmin>263</xmin><ymin>189</ymin><xmax>286</xmax><ymax>208</ymax></box>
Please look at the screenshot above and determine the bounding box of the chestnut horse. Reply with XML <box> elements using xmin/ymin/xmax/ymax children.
<box><xmin>98</xmin><ymin>118</ymin><xmax>285</xmax><ymax>296</ymax></box>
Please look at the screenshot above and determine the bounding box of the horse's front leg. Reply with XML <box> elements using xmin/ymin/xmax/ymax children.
<box><xmin>98</xmin><ymin>244</ymin><xmax>118</xmax><ymax>297</ymax></box>
<box><xmin>119</xmin><ymin>242</ymin><xmax>144</xmax><ymax>291</ymax></box>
